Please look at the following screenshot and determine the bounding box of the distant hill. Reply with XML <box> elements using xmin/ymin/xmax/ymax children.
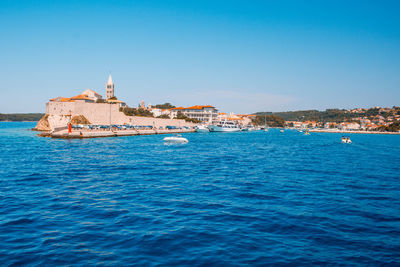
<box><xmin>0</xmin><ymin>113</ymin><xmax>44</xmax><ymax>121</ymax></box>
<box><xmin>254</xmin><ymin>107</ymin><xmax>400</xmax><ymax>122</ymax></box>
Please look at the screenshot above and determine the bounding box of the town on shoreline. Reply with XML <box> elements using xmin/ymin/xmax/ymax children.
<box><xmin>1</xmin><ymin>75</ymin><xmax>399</xmax><ymax>137</ymax></box>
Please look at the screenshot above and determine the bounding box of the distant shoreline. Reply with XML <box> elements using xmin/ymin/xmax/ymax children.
<box><xmin>309</xmin><ymin>129</ymin><xmax>400</xmax><ymax>135</ymax></box>
<box><xmin>0</xmin><ymin>120</ymin><xmax>39</xmax><ymax>122</ymax></box>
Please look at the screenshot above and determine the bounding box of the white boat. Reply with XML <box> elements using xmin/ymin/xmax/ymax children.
<box><xmin>195</xmin><ymin>125</ymin><xmax>209</xmax><ymax>133</ymax></box>
<box><xmin>208</xmin><ymin>121</ymin><xmax>241</xmax><ymax>132</ymax></box>
<box><xmin>163</xmin><ymin>135</ymin><xmax>188</xmax><ymax>143</ymax></box>
<box><xmin>341</xmin><ymin>136</ymin><xmax>352</xmax><ymax>144</ymax></box>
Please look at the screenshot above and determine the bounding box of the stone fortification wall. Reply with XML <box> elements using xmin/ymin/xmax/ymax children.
<box><xmin>43</xmin><ymin>102</ymin><xmax>195</xmax><ymax>130</ymax></box>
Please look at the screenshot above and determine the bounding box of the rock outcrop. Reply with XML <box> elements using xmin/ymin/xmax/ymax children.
<box><xmin>34</xmin><ymin>114</ymin><xmax>51</xmax><ymax>131</ymax></box>
<box><xmin>71</xmin><ymin>115</ymin><xmax>91</xmax><ymax>125</ymax></box>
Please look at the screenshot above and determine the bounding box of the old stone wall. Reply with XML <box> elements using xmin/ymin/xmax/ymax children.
<box><xmin>43</xmin><ymin>102</ymin><xmax>196</xmax><ymax>130</ymax></box>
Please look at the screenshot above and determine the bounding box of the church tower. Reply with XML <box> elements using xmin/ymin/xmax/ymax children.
<box><xmin>106</xmin><ymin>74</ymin><xmax>114</xmax><ymax>99</ymax></box>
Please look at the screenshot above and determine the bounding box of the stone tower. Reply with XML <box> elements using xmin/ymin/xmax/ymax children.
<box><xmin>106</xmin><ymin>74</ymin><xmax>114</xmax><ymax>99</ymax></box>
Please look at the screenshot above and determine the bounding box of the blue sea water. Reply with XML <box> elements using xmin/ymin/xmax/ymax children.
<box><xmin>1</xmin><ymin>122</ymin><xmax>400</xmax><ymax>266</ymax></box>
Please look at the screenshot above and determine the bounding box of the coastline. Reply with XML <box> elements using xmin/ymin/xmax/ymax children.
<box><xmin>39</xmin><ymin>128</ymin><xmax>195</xmax><ymax>139</ymax></box>
<box><xmin>309</xmin><ymin>129</ymin><xmax>400</xmax><ymax>135</ymax></box>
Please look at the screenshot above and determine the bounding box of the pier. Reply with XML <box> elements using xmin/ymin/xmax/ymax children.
<box><xmin>39</xmin><ymin>126</ymin><xmax>195</xmax><ymax>139</ymax></box>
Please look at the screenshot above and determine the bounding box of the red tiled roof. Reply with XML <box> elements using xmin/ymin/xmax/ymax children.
<box><xmin>69</xmin><ymin>94</ymin><xmax>93</xmax><ymax>101</ymax></box>
<box><xmin>172</xmin><ymin>105</ymin><xmax>215</xmax><ymax>110</ymax></box>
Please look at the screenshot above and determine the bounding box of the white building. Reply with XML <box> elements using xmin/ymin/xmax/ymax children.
<box><xmin>151</xmin><ymin>108</ymin><xmax>162</xmax><ymax>117</ymax></box>
<box><xmin>170</xmin><ymin>105</ymin><xmax>218</xmax><ymax>123</ymax></box>
<box><xmin>338</xmin><ymin>122</ymin><xmax>360</xmax><ymax>130</ymax></box>
<box><xmin>82</xmin><ymin>89</ymin><xmax>103</xmax><ymax>102</ymax></box>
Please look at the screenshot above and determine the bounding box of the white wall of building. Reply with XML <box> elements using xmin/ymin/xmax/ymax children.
<box><xmin>45</xmin><ymin>102</ymin><xmax>196</xmax><ymax>130</ymax></box>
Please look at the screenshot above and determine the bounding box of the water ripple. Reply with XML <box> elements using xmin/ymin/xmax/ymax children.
<box><xmin>0</xmin><ymin>122</ymin><xmax>400</xmax><ymax>265</ymax></box>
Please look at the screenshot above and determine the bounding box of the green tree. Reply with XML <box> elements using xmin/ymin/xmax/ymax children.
<box><xmin>157</xmin><ymin>114</ymin><xmax>170</xmax><ymax>119</ymax></box>
<box><xmin>153</xmin><ymin>103</ymin><xmax>176</xmax><ymax>109</ymax></box>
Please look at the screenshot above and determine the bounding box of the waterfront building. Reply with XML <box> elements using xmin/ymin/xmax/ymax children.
<box><xmin>106</xmin><ymin>74</ymin><xmax>115</xmax><ymax>99</ymax></box>
<box><xmin>82</xmin><ymin>89</ymin><xmax>103</xmax><ymax>102</ymax></box>
<box><xmin>338</xmin><ymin>122</ymin><xmax>361</xmax><ymax>131</ymax></box>
<box><xmin>170</xmin><ymin>105</ymin><xmax>218</xmax><ymax>123</ymax></box>
<box><xmin>151</xmin><ymin>108</ymin><xmax>163</xmax><ymax>117</ymax></box>
<box><xmin>50</xmin><ymin>93</ymin><xmax>96</xmax><ymax>103</ymax></box>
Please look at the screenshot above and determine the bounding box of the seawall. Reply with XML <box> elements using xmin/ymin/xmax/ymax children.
<box><xmin>36</xmin><ymin>102</ymin><xmax>197</xmax><ymax>131</ymax></box>
<box><xmin>46</xmin><ymin>128</ymin><xmax>195</xmax><ymax>139</ymax></box>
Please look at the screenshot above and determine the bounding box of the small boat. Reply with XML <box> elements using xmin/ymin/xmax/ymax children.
<box><xmin>304</xmin><ymin>129</ymin><xmax>310</xmax><ymax>135</ymax></box>
<box><xmin>280</xmin><ymin>129</ymin><xmax>284</xmax><ymax>133</ymax></box>
<box><xmin>341</xmin><ymin>136</ymin><xmax>352</xmax><ymax>144</ymax></box>
<box><xmin>195</xmin><ymin>125</ymin><xmax>209</xmax><ymax>133</ymax></box>
<box><xmin>163</xmin><ymin>134</ymin><xmax>188</xmax><ymax>144</ymax></box>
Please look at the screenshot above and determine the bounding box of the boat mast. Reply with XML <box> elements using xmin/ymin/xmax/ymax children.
<box><xmin>264</xmin><ymin>115</ymin><xmax>266</xmax><ymax>128</ymax></box>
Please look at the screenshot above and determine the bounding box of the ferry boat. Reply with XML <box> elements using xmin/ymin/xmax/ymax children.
<box><xmin>195</xmin><ymin>125</ymin><xmax>209</xmax><ymax>133</ymax></box>
<box><xmin>208</xmin><ymin>120</ymin><xmax>241</xmax><ymax>132</ymax></box>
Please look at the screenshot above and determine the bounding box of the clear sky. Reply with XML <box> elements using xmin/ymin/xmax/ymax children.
<box><xmin>1</xmin><ymin>0</ymin><xmax>399</xmax><ymax>114</ymax></box>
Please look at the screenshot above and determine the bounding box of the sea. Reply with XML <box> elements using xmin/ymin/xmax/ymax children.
<box><xmin>1</xmin><ymin>122</ymin><xmax>400</xmax><ymax>266</ymax></box>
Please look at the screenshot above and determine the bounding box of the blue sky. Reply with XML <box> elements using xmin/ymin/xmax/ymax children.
<box><xmin>1</xmin><ymin>0</ymin><xmax>399</xmax><ymax>113</ymax></box>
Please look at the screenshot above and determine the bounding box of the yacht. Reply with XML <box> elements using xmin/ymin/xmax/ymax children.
<box><xmin>208</xmin><ymin>120</ymin><xmax>241</xmax><ymax>132</ymax></box>
<box><xmin>195</xmin><ymin>125</ymin><xmax>209</xmax><ymax>133</ymax></box>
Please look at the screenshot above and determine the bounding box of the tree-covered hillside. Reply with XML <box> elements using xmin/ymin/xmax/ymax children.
<box><xmin>254</xmin><ymin>107</ymin><xmax>400</xmax><ymax>122</ymax></box>
<box><xmin>0</xmin><ymin>113</ymin><xmax>44</xmax><ymax>121</ymax></box>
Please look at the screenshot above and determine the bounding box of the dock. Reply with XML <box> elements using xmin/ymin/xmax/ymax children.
<box><xmin>40</xmin><ymin>128</ymin><xmax>195</xmax><ymax>139</ymax></box>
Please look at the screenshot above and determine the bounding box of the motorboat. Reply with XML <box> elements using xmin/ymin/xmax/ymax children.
<box><xmin>163</xmin><ymin>134</ymin><xmax>188</xmax><ymax>144</ymax></box>
<box><xmin>195</xmin><ymin>125</ymin><xmax>209</xmax><ymax>133</ymax></box>
<box><xmin>280</xmin><ymin>129</ymin><xmax>284</xmax><ymax>133</ymax></box>
<box><xmin>341</xmin><ymin>136</ymin><xmax>352</xmax><ymax>144</ymax></box>
<box><xmin>208</xmin><ymin>120</ymin><xmax>241</xmax><ymax>132</ymax></box>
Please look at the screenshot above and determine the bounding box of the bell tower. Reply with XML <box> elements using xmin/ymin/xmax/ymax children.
<box><xmin>106</xmin><ymin>74</ymin><xmax>114</xmax><ymax>99</ymax></box>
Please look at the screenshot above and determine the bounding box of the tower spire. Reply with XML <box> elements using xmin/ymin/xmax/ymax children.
<box><xmin>106</xmin><ymin>74</ymin><xmax>115</xmax><ymax>99</ymax></box>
